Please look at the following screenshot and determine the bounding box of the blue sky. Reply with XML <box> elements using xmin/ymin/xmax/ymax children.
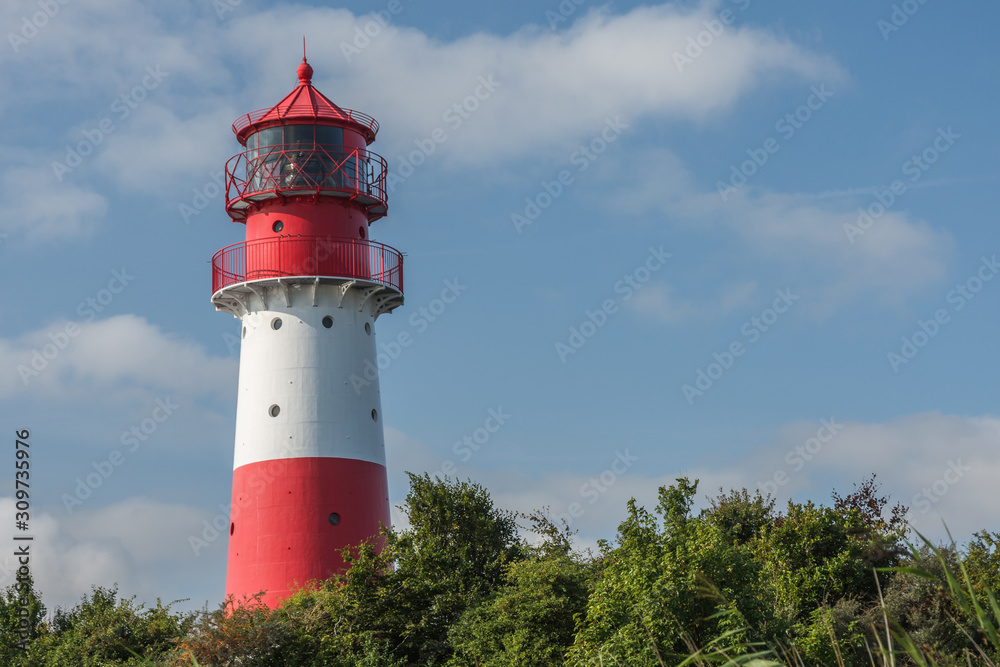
<box><xmin>2</xmin><ymin>0</ymin><xmax>999</xmax><ymax>611</ymax></box>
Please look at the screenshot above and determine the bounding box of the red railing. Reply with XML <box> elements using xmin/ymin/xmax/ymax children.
<box><xmin>212</xmin><ymin>236</ymin><xmax>403</xmax><ymax>295</ymax></box>
<box><xmin>225</xmin><ymin>144</ymin><xmax>388</xmax><ymax>221</ymax></box>
<box><xmin>232</xmin><ymin>108</ymin><xmax>379</xmax><ymax>142</ymax></box>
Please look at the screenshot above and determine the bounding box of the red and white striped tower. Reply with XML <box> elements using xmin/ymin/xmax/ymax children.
<box><xmin>211</xmin><ymin>56</ymin><xmax>403</xmax><ymax>607</ymax></box>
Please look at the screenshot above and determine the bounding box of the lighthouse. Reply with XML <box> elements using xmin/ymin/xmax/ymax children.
<box><xmin>211</xmin><ymin>56</ymin><xmax>403</xmax><ymax>607</ymax></box>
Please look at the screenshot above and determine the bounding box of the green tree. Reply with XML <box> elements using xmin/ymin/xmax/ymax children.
<box><xmin>760</xmin><ymin>500</ymin><xmax>875</xmax><ymax>623</ymax></box>
<box><xmin>0</xmin><ymin>574</ymin><xmax>45</xmax><ymax>663</ymax></box>
<box><xmin>448</xmin><ymin>511</ymin><xmax>595</xmax><ymax>666</ymax></box>
<box><xmin>447</xmin><ymin>554</ymin><xmax>592</xmax><ymax>666</ymax></box>
<box><xmin>703</xmin><ymin>487</ymin><xmax>775</xmax><ymax>546</ymax></box>
<box><xmin>963</xmin><ymin>530</ymin><xmax>1000</xmax><ymax>605</ymax></box>
<box><xmin>23</xmin><ymin>586</ymin><xmax>192</xmax><ymax>666</ymax></box>
<box><xmin>377</xmin><ymin>473</ymin><xmax>521</xmax><ymax>664</ymax></box>
<box><xmin>789</xmin><ymin>598</ymin><xmax>869</xmax><ymax>666</ymax></box>
<box><xmin>266</xmin><ymin>546</ymin><xmax>404</xmax><ymax>666</ymax></box>
<box><xmin>568</xmin><ymin>478</ymin><xmax>769</xmax><ymax>665</ymax></box>
<box><xmin>755</xmin><ymin>476</ymin><xmax>907</xmax><ymax>641</ymax></box>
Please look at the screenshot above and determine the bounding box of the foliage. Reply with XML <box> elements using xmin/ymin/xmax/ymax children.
<box><xmin>0</xmin><ymin>574</ymin><xmax>45</xmax><ymax>663</ymax></box>
<box><xmin>171</xmin><ymin>473</ymin><xmax>521</xmax><ymax>666</ymax></box>
<box><xmin>831</xmin><ymin>473</ymin><xmax>908</xmax><ymax>540</ymax></box>
<box><xmin>9</xmin><ymin>472</ymin><xmax>1000</xmax><ymax>667</ymax></box>
<box><xmin>567</xmin><ymin>478</ymin><xmax>771</xmax><ymax>665</ymax></box>
<box><xmin>567</xmin><ymin>475</ymin><xmax>915</xmax><ymax>666</ymax></box>
<box><xmin>964</xmin><ymin>530</ymin><xmax>1000</xmax><ymax>606</ymax></box>
<box><xmin>21</xmin><ymin>586</ymin><xmax>192</xmax><ymax>667</ymax></box>
<box><xmin>703</xmin><ymin>487</ymin><xmax>776</xmax><ymax>545</ymax></box>
<box><xmin>263</xmin><ymin>553</ymin><xmax>405</xmax><ymax>666</ymax></box>
<box><xmin>173</xmin><ymin>593</ymin><xmax>295</xmax><ymax>666</ymax></box>
<box><xmin>789</xmin><ymin>599</ymin><xmax>869</xmax><ymax>666</ymax></box>
<box><xmin>757</xmin><ymin>475</ymin><xmax>909</xmax><ymax>647</ymax></box>
<box><xmin>881</xmin><ymin>544</ymin><xmax>973</xmax><ymax>663</ymax></box>
<box><xmin>447</xmin><ymin>552</ymin><xmax>593</xmax><ymax>666</ymax></box>
<box><xmin>376</xmin><ymin>473</ymin><xmax>522</xmax><ymax>664</ymax></box>
<box><xmin>761</xmin><ymin>500</ymin><xmax>877</xmax><ymax>625</ymax></box>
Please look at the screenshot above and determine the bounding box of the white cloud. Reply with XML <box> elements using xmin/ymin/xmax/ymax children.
<box><xmin>610</xmin><ymin>148</ymin><xmax>954</xmax><ymax>315</ymax></box>
<box><xmin>385</xmin><ymin>412</ymin><xmax>1000</xmax><ymax>553</ymax></box>
<box><xmin>0</xmin><ymin>0</ymin><xmax>847</xmax><ymax>214</ymax></box>
<box><xmin>628</xmin><ymin>281</ymin><xmax>757</xmax><ymax>323</ymax></box>
<box><xmin>2</xmin><ymin>314</ymin><xmax>237</xmax><ymax>401</ymax></box>
<box><xmin>752</xmin><ymin>412</ymin><xmax>1000</xmax><ymax>540</ymax></box>
<box><xmin>0</xmin><ymin>165</ymin><xmax>107</xmax><ymax>242</ymax></box>
<box><xmin>629</xmin><ymin>284</ymin><xmax>695</xmax><ymax>323</ymax></box>
<box><xmin>721</xmin><ymin>190</ymin><xmax>952</xmax><ymax>314</ymax></box>
<box><xmin>0</xmin><ymin>497</ymin><xmax>213</xmax><ymax>611</ymax></box>
<box><xmin>65</xmin><ymin>499</ymin><xmax>208</xmax><ymax>565</ymax></box>
<box><xmin>229</xmin><ymin>2</ymin><xmax>845</xmax><ymax>165</ymax></box>
<box><xmin>94</xmin><ymin>104</ymin><xmax>238</xmax><ymax>195</ymax></box>
<box><xmin>717</xmin><ymin>280</ymin><xmax>758</xmax><ymax>311</ymax></box>
<box><xmin>0</xmin><ymin>0</ymin><xmax>212</xmax><ymax>110</ymax></box>
<box><xmin>689</xmin><ymin>412</ymin><xmax>1000</xmax><ymax>543</ymax></box>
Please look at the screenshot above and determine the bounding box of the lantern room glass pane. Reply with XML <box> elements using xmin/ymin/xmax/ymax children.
<box><xmin>242</xmin><ymin>124</ymin><xmax>374</xmax><ymax>193</ymax></box>
<box><xmin>255</xmin><ymin>128</ymin><xmax>282</xmax><ymax>149</ymax></box>
<box><xmin>285</xmin><ymin>125</ymin><xmax>315</xmax><ymax>145</ymax></box>
<box><xmin>316</xmin><ymin>125</ymin><xmax>343</xmax><ymax>149</ymax></box>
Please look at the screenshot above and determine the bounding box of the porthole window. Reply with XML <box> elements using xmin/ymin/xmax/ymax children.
<box><xmin>269</xmin><ymin>404</ymin><xmax>280</xmax><ymax>418</ymax></box>
<box><xmin>230</xmin><ymin>522</ymin><xmax>235</xmax><ymax>536</ymax></box>
<box><xmin>364</xmin><ymin>322</ymin><xmax>372</xmax><ymax>335</ymax></box>
<box><xmin>272</xmin><ymin>220</ymin><xmax>284</xmax><ymax>233</ymax></box>
<box><xmin>271</xmin><ymin>318</ymin><xmax>282</xmax><ymax>330</ymax></box>
<box><xmin>328</xmin><ymin>513</ymin><xmax>341</xmax><ymax>526</ymax></box>
<box><xmin>371</xmin><ymin>409</ymin><xmax>378</xmax><ymax>421</ymax></box>
<box><xmin>241</xmin><ymin>326</ymin><xmax>247</xmax><ymax>339</ymax></box>
<box><xmin>322</xmin><ymin>316</ymin><xmax>334</xmax><ymax>328</ymax></box>
<box><xmin>358</xmin><ymin>226</ymin><xmax>366</xmax><ymax>239</ymax></box>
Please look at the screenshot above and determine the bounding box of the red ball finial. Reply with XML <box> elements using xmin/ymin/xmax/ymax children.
<box><xmin>297</xmin><ymin>57</ymin><xmax>313</xmax><ymax>85</ymax></box>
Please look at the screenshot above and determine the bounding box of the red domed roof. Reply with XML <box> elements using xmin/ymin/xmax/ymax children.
<box><xmin>232</xmin><ymin>58</ymin><xmax>379</xmax><ymax>145</ymax></box>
